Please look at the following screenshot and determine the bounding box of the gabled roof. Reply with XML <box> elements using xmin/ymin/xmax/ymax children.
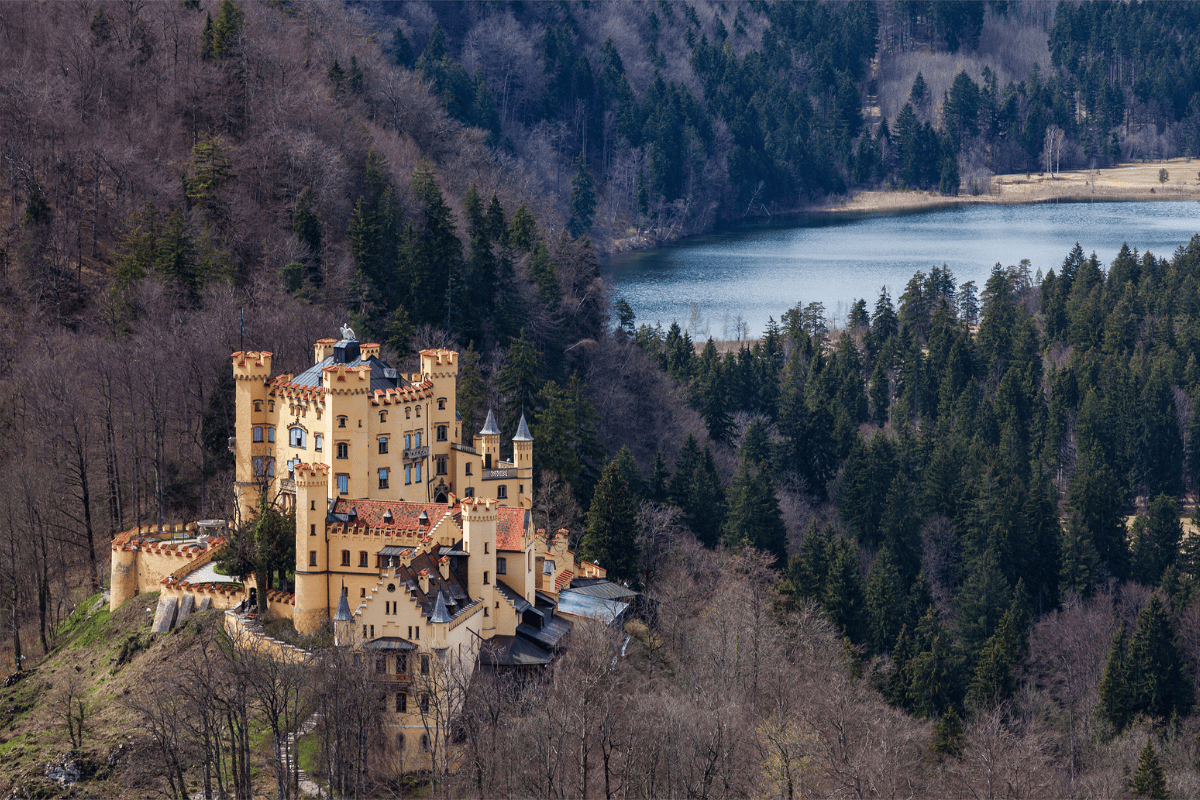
<box><xmin>329</xmin><ymin>498</ymin><xmax>456</xmax><ymax>532</ymax></box>
<box><xmin>495</xmin><ymin>580</ymin><xmax>531</xmax><ymax>614</ymax></box>
<box><xmin>495</xmin><ymin>508</ymin><xmax>530</xmax><ymax>552</ymax></box>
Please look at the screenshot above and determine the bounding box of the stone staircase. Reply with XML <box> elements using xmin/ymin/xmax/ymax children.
<box><xmin>279</xmin><ymin>712</ymin><xmax>322</xmax><ymax>797</ymax></box>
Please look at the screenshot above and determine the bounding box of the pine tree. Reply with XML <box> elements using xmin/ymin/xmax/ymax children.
<box><xmin>497</xmin><ymin>330</ymin><xmax>543</xmax><ymax>431</ymax></box>
<box><xmin>580</xmin><ymin>462</ymin><xmax>640</xmax><ymax>584</ymax></box>
<box><xmin>931</xmin><ymin>710</ymin><xmax>964</xmax><ymax>758</ymax></box>
<box><xmin>686</xmin><ymin>446</ymin><xmax>725</xmax><ymax>548</ymax></box>
<box><xmin>509</xmin><ymin>204</ymin><xmax>537</xmax><ymax>250</ymax></box>
<box><xmin>669</xmin><ymin>436</ymin><xmax>700</xmax><ymax>508</ymax></box>
<box><xmin>1098</xmin><ymin>623</ymin><xmax>1134</xmax><ymax>732</ymax></box>
<box><xmin>865</xmin><ymin>545</ymin><xmax>908</xmax><ymax>654</ymax></box>
<box><xmin>567</xmin><ymin>157</ymin><xmax>596</xmax><ymax>238</ymax></box>
<box><xmin>1060</xmin><ymin>511</ymin><xmax>1099</xmax><ymax>597</ymax></box>
<box><xmin>1132</xmin><ymin>494</ymin><xmax>1184</xmax><ymax>586</ymax></box>
<box><xmin>823</xmin><ymin>538</ymin><xmax>866</xmax><ymax>643</ymax></box>
<box><xmin>693</xmin><ymin>339</ymin><xmax>732</xmax><ymax>442</ymax></box>
<box><xmin>1129</xmin><ymin>592</ymin><xmax>1193</xmax><ymax>722</ymax></box>
<box><xmin>955</xmin><ymin>548</ymin><xmax>1013</xmax><ymax>654</ymax></box>
<box><xmin>907</xmin><ymin>607</ymin><xmax>963</xmax><ymax>718</ymax></box>
<box><xmin>1131</xmin><ymin>739</ymin><xmax>1170</xmax><ymax>799</ymax></box>
<box><xmin>648</xmin><ymin>451</ymin><xmax>669</xmax><ymax>503</ymax></box>
<box><xmin>722</xmin><ymin>456</ymin><xmax>787</xmax><ymax>565</ymax></box>
<box><xmin>613</xmin><ymin>445</ymin><xmax>644</xmax><ymax>502</ymax></box>
<box><xmin>966</xmin><ymin>611</ymin><xmax>1020</xmax><ymax>709</ymax></box>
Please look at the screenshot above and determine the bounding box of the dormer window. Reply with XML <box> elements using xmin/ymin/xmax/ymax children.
<box><xmin>383</xmin><ymin>509</ymin><xmax>394</xmax><ymax>524</ymax></box>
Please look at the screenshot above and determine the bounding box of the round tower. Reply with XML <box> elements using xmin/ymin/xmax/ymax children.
<box><xmin>293</xmin><ymin>462</ymin><xmax>331</xmax><ymax>635</ymax></box>
<box><xmin>109</xmin><ymin>541</ymin><xmax>137</xmax><ymax>611</ymax></box>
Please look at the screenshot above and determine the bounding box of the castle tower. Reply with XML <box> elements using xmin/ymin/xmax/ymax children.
<box><xmin>461</xmin><ymin>498</ymin><xmax>498</xmax><ymax>632</ymax></box>
<box><xmin>332</xmin><ymin>586</ymin><xmax>354</xmax><ymax>647</ymax></box>
<box><xmin>109</xmin><ymin>540</ymin><xmax>137</xmax><ymax>611</ymax></box>
<box><xmin>477</xmin><ymin>409</ymin><xmax>501</xmax><ymax>470</ymax></box>
<box><xmin>293</xmin><ymin>463</ymin><xmax>330</xmax><ymax>635</ymax></box>
<box><xmin>513</xmin><ymin>414</ymin><xmax>533</xmax><ymax>508</ymax></box>
<box><xmin>419</xmin><ymin>349</ymin><xmax>458</xmax><ymax>430</ymax></box>
<box><xmin>231</xmin><ymin>350</ymin><xmax>274</xmax><ymax>522</ymax></box>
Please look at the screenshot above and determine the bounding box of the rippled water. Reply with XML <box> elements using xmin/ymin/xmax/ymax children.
<box><xmin>604</xmin><ymin>201</ymin><xmax>1200</xmax><ymax>338</ymax></box>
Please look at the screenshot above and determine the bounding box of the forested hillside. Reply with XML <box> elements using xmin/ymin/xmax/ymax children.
<box><xmin>5</xmin><ymin>0</ymin><xmax>1200</xmax><ymax>796</ymax></box>
<box><xmin>373</xmin><ymin>0</ymin><xmax>1200</xmax><ymax>244</ymax></box>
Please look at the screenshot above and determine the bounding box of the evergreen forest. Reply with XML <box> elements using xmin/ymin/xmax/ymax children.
<box><xmin>3</xmin><ymin>0</ymin><xmax>1200</xmax><ymax>796</ymax></box>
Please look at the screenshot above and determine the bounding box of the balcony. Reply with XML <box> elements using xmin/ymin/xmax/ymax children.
<box><xmin>481</xmin><ymin>467</ymin><xmax>515</xmax><ymax>481</ymax></box>
<box><xmin>404</xmin><ymin>445</ymin><xmax>429</xmax><ymax>461</ymax></box>
<box><xmin>450</xmin><ymin>442</ymin><xmax>477</xmax><ymax>454</ymax></box>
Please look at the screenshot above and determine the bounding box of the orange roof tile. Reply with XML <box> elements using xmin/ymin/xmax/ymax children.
<box><xmin>495</xmin><ymin>507</ymin><xmax>528</xmax><ymax>551</ymax></box>
<box><xmin>332</xmin><ymin>498</ymin><xmax>458</xmax><ymax>532</ymax></box>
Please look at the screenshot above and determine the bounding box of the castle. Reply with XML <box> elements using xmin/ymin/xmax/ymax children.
<box><xmin>110</xmin><ymin>332</ymin><xmax>611</xmax><ymax>772</ymax></box>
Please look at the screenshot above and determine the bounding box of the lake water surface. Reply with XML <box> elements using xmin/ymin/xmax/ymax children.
<box><xmin>604</xmin><ymin>201</ymin><xmax>1200</xmax><ymax>338</ymax></box>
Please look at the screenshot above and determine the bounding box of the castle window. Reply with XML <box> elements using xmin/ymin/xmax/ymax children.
<box><xmin>336</xmin><ymin>442</ymin><xmax>348</xmax><ymax>459</ymax></box>
<box><xmin>484</xmin><ymin>607</ymin><xmax>489</xmax><ymax>617</ymax></box>
<box><xmin>310</xmin><ymin>524</ymin><xmax>316</xmax><ymax>537</ymax></box>
<box><xmin>543</xmin><ymin>559</ymin><xmax>555</xmax><ymax>575</ymax></box>
<box><xmin>484</xmin><ymin>542</ymin><xmax>489</xmax><ymax>554</ymax></box>
<box><xmin>397</xmin><ymin>733</ymin><xmax>406</xmax><ymax>751</ymax></box>
<box><xmin>378</xmin><ymin>468</ymin><xmax>389</xmax><ymax>489</ymax></box>
<box><xmin>497</xmin><ymin>485</ymin><xmax>507</xmax><ymax>499</ymax></box>
<box><xmin>420</xmin><ymin>733</ymin><xmax>430</xmax><ymax>752</ymax></box>
<box><xmin>519</xmin><ymin>484</ymin><xmax>524</xmax><ymax>494</ymax></box>
<box><xmin>464</xmin><ymin>487</ymin><xmax>475</xmax><ymax>498</ymax></box>
<box><xmin>361</xmin><ymin>588</ymin><xmax>366</xmax><ymax>597</ymax></box>
<box><xmin>253</xmin><ymin>400</ymin><xmax>262</xmax><ymax>413</ymax></box>
<box><xmin>397</xmin><ymin>654</ymin><xmax>407</xmax><ymax>674</ymax></box>
<box><xmin>415</xmin><ymin>406</ymin><xmax>421</xmax><ymax>417</ymax></box>
<box><xmin>267</xmin><ymin>427</ymin><xmax>275</xmax><ymax>443</ymax></box>
<box><xmin>290</xmin><ymin>428</ymin><xmax>306</xmax><ymax>448</ymax></box>
<box><xmin>421</xmin><ymin>655</ymin><xmax>430</xmax><ymax>675</ymax></box>
<box><xmin>380</xmin><ymin>411</ymin><xmax>387</xmax><ymax>423</ymax></box>
<box><xmin>396</xmin><ymin>693</ymin><xmax>407</xmax><ymax>713</ymax></box>
<box><xmin>483</xmin><ymin>571</ymin><xmax>489</xmax><ymax>585</ymax></box>
<box><xmin>436</xmin><ymin>458</ymin><xmax>446</xmax><ymax>476</ymax></box>
<box><xmin>337</xmin><ymin>474</ymin><xmax>349</xmax><ymax>494</ymax></box>
<box><xmin>266</xmin><ymin>459</ymin><xmax>275</xmax><ymax>477</ymax></box>
<box><xmin>337</xmin><ymin>416</ymin><xmax>347</xmax><ymax>428</ymax></box>
<box><xmin>359</xmin><ymin>551</ymin><xmax>368</xmax><ymax>568</ymax></box>
<box><xmin>404</xmin><ymin>434</ymin><xmax>411</xmax><ymax>450</ymax></box>
<box><xmin>378</xmin><ymin>437</ymin><xmax>388</xmax><ymax>454</ymax></box>
<box><xmin>497</xmin><ymin>557</ymin><xmax>506</xmax><ymax>575</ymax></box>
<box><xmin>309</xmin><ymin>551</ymin><xmax>317</xmax><ymax>566</ymax></box>
<box><xmin>528</xmin><ymin>551</ymin><xmax>532</xmax><ymax>571</ymax></box>
<box><xmin>414</xmin><ymin>626</ymin><xmax>419</xmax><ymax>639</ymax></box>
<box><xmin>341</xmin><ymin>551</ymin><xmax>350</xmax><ymax>567</ymax></box>
<box><xmin>437</xmin><ymin>425</ymin><xmax>447</xmax><ymax>442</ymax></box>
<box><xmin>314</xmin><ymin>434</ymin><xmax>323</xmax><ymax>452</ymax></box>
<box><xmin>405</xmin><ymin>408</ymin><xmax>411</xmax><ymax>419</ymax></box>
<box><xmin>379</xmin><ymin>693</ymin><xmax>387</xmax><ymax>711</ymax></box>
<box><xmin>438</xmin><ymin>399</ymin><xmax>446</xmax><ymax>410</ymax></box>
<box><xmin>405</xmin><ymin>466</ymin><xmax>411</xmax><ymax>485</ymax></box>
<box><xmin>253</xmin><ymin>427</ymin><xmax>263</xmax><ymax>443</ymax></box>
<box><xmin>415</xmin><ymin>464</ymin><xmax>422</xmax><ymax>483</ymax></box>
<box><xmin>268</xmin><ymin>400</ymin><xmax>275</xmax><ymax>412</ymax></box>
<box><xmin>415</xmin><ymin>431</ymin><xmax>422</xmax><ymax>448</ymax></box>
<box><xmin>252</xmin><ymin>457</ymin><xmax>263</xmax><ymax>476</ymax></box>
<box><xmin>376</xmin><ymin>657</ymin><xmax>386</xmax><ymax>674</ymax></box>
<box><xmin>465</xmin><ymin>464</ymin><xmax>472</xmax><ymax>476</ymax></box>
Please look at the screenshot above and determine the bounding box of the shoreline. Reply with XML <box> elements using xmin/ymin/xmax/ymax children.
<box><xmin>811</xmin><ymin>157</ymin><xmax>1200</xmax><ymax>216</ymax></box>
<box><xmin>606</xmin><ymin>159</ymin><xmax>1200</xmax><ymax>253</ymax></box>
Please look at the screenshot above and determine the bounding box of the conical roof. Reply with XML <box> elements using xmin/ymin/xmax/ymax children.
<box><xmin>333</xmin><ymin>586</ymin><xmax>352</xmax><ymax>621</ymax></box>
<box><xmin>513</xmin><ymin>413</ymin><xmax>533</xmax><ymax>442</ymax></box>
<box><xmin>430</xmin><ymin>590</ymin><xmax>453</xmax><ymax>624</ymax></box>
<box><xmin>480</xmin><ymin>408</ymin><xmax>500</xmax><ymax>436</ymax></box>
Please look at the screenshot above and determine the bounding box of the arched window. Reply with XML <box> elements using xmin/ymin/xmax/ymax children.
<box><xmin>420</xmin><ymin>733</ymin><xmax>430</xmax><ymax>752</ymax></box>
<box><xmin>380</xmin><ymin>410</ymin><xmax>387</xmax><ymax>423</ymax></box>
<box><xmin>415</xmin><ymin>405</ymin><xmax>421</xmax><ymax>417</ymax></box>
<box><xmin>397</xmin><ymin>733</ymin><xmax>406</xmax><ymax>751</ymax></box>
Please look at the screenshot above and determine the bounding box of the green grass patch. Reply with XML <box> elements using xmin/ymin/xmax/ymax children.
<box><xmin>0</xmin><ymin>732</ymin><xmax>28</xmax><ymax>755</ymax></box>
<box><xmin>298</xmin><ymin>732</ymin><xmax>320</xmax><ymax>774</ymax></box>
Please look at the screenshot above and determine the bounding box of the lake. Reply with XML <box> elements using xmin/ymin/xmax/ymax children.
<box><xmin>603</xmin><ymin>201</ymin><xmax>1200</xmax><ymax>338</ymax></box>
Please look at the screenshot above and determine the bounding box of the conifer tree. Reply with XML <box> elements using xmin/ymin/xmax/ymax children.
<box><xmin>1098</xmin><ymin>623</ymin><xmax>1134</xmax><ymax>732</ymax></box>
<box><xmin>567</xmin><ymin>157</ymin><xmax>596</xmax><ymax>238</ymax></box>
<box><xmin>497</xmin><ymin>330</ymin><xmax>543</xmax><ymax>430</ymax></box>
<box><xmin>648</xmin><ymin>451</ymin><xmax>669</xmax><ymax>503</ymax></box>
<box><xmin>907</xmin><ymin>607</ymin><xmax>963</xmax><ymax>718</ymax></box>
<box><xmin>580</xmin><ymin>462</ymin><xmax>640</xmax><ymax>584</ymax></box>
<box><xmin>1131</xmin><ymin>739</ymin><xmax>1170</xmax><ymax>799</ymax></box>
<box><xmin>966</xmin><ymin>611</ymin><xmax>1020</xmax><ymax>709</ymax></box>
<box><xmin>1132</xmin><ymin>494</ymin><xmax>1184</xmax><ymax>586</ymax></box>
<box><xmin>1129</xmin><ymin>593</ymin><xmax>1193</xmax><ymax>723</ymax></box>
<box><xmin>509</xmin><ymin>205</ymin><xmax>536</xmax><ymax>251</ymax></box>
<box><xmin>693</xmin><ymin>339</ymin><xmax>732</xmax><ymax>442</ymax></box>
<box><xmin>669</xmin><ymin>435</ymin><xmax>701</xmax><ymax>508</ymax></box>
<box><xmin>823</xmin><ymin>538</ymin><xmax>867</xmax><ymax>643</ymax></box>
<box><xmin>931</xmin><ymin>710</ymin><xmax>964</xmax><ymax>759</ymax></box>
<box><xmin>613</xmin><ymin>445</ymin><xmax>644</xmax><ymax>502</ymax></box>
<box><xmin>685</xmin><ymin>446</ymin><xmax>725</xmax><ymax>548</ymax></box>
<box><xmin>955</xmin><ymin>548</ymin><xmax>1013</xmax><ymax>654</ymax></box>
<box><xmin>866</xmin><ymin>545</ymin><xmax>908</xmax><ymax>654</ymax></box>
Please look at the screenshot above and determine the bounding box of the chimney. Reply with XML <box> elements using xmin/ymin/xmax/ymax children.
<box><xmin>418</xmin><ymin>568</ymin><xmax>430</xmax><ymax>594</ymax></box>
<box><xmin>439</xmin><ymin>556</ymin><xmax>450</xmax><ymax>580</ymax></box>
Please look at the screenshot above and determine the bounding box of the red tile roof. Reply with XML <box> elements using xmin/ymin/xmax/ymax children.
<box><xmin>554</xmin><ymin>568</ymin><xmax>573</xmax><ymax>592</ymax></box>
<box><xmin>332</xmin><ymin>498</ymin><xmax>457</xmax><ymax>533</ymax></box>
<box><xmin>495</xmin><ymin>507</ymin><xmax>528</xmax><ymax>552</ymax></box>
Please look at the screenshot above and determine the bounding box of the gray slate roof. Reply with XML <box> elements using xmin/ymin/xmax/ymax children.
<box><xmin>334</xmin><ymin>587</ymin><xmax>353</xmax><ymax>622</ymax></box>
<box><xmin>513</xmin><ymin>414</ymin><xmax>533</xmax><ymax>441</ymax></box>
<box><xmin>480</xmin><ymin>409</ymin><xmax>501</xmax><ymax>435</ymax></box>
<box><xmin>429</xmin><ymin>591</ymin><xmax>453</xmax><ymax>624</ymax></box>
<box><xmin>289</xmin><ymin>353</ymin><xmax>411</xmax><ymax>395</ymax></box>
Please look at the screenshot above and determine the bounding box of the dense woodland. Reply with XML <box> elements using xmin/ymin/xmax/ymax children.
<box><xmin>3</xmin><ymin>0</ymin><xmax>1200</xmax><ymax>797</ymax></box>
<box><xmin>376</xmin><ymin>0</ymin><xmax>1200</xmax><ymax>242</ymax></box>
